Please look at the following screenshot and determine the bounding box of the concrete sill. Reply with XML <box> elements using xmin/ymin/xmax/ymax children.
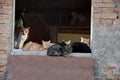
<box><xmin>11</xmin><ymin>49</ymin><xmax>92</xmax><ymax>57</ymax></box>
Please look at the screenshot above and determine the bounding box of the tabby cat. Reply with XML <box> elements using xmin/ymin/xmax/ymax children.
<box><xmin>42</xmin><ymin>40</ymin><xmax>54</xmax><ymax>49</ymax></box>
<box><xmin>23</xmin><ymin>41</ymin><xmax>45</xmax><ymax>51</ymax></box>
<box><xmin>47</xmin><ymin>40</ymin><xmax>72</xmax><ymax>56</ymax></box>
<box><xmin>23</xmin><ymin>40</ymin><xmax>54</xmax><ymax>51</ymax></box>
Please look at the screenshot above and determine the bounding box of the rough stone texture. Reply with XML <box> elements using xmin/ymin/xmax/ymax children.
<box><xmin>6</xmin><ymin>55</ymin><xmax>94</xmax><ymax>80</ymax></box>
<box><xmin>0</xmin><ymin>0</ymin><xmax>13</xmax><ymax>80</ymax></box>
<box><xmin>0</xmin><ymin>0</ymin><xmax>120</xmax><ymax>80</ymax></box>
<box><xmin>92</xmin><ymin>0</ymin><xmax>120</xmax><ymax>79</ymax></box>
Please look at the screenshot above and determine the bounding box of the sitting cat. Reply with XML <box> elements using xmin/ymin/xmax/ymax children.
<box><xmin>80</xmin><ymin>37</ymin><xmax>90</xmax><ymax>47</ymax></box>
<box><xmin>23</xmin><ymin>40</ymin><xmax>54</xmax><ymax>51</ymax></box>
<box><xmin>47</xmin><ymin>40</ymin><xmax>72</xmax><ymax>56</ymax></box>
<box><xmin>14</xmin><ymin>27</ymin><xmax>30</xmax><ymax>49</ymax></box>
<box><xmin>71</xmin><ymin>42</ymin><xmax>91</xmax><ymax>53</ymax></box>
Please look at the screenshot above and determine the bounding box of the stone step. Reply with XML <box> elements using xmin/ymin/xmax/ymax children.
<box><xmin>7</xmin><ymin>55</ymin><xmax>94</xmax><ymax>80</ymax></box>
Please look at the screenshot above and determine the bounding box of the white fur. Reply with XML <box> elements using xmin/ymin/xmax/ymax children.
<box><xmin>17</xmin><ymin>31</ymin><xmax>28</xmax><ymax>49</ymax></box>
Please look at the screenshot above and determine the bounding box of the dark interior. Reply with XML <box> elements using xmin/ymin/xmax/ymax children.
<box><xmin>15</xmin><ymin>0</ymin><xmax>91</xmax><ymax>44</ymax></box>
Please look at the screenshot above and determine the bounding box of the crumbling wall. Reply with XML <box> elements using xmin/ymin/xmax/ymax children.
<box><xmin>92</xmin><ymin>0</ymin><xmax>120</xmax><ymax>79</ymax></box>
<box><xmin>1</xmin><ymin>0</ymin><xmax>120</xmax><ymax>80</ymax></box>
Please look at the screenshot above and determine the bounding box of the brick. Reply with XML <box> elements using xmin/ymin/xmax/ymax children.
<box><xmin>0</xmin><ymin>14</ymin><xmax>9</xmax><ymax>19</ymax></box>
<box><xmin>0</xmin><ymin>0</ymin><xmax>13</xmax><ymax>4</ymax></box>
<box><xmin>95</xmin><ymin>19</ymin><xmax>102</xmax><ymax>25</ymax></box>
<box><xmin>113</xmin><ymin>8</ymin><xmax>120</xmax><ymax>13</ymax></box>
<box><xmin>1</xmin><ymin>24</ymin><xmax>8</xmax><ymax>29</ymax></box>
<box><xmin>0</xmin><ymin>44</ymin><xmax>7</xmax><ymax>50</ymax></box>
<box><xmin>1</xmin><ymin>5</ymin><xmax>13</xmax><ymax>10</ymax></box>
<box><xmin>95</xmin><ymin>19</ymin><xmax>102</xmax><ymax>28</ymax></box>
<box><xmin>94</xmin><ymin>0</ymin><xmax>102</xmax><ymax>2</ymax></box>
<box><xmin>94</xmin><ymin>14</ymin><xmax>118</xmax><ymax>19</ymax></box>
<box><xmin>103</xmin><ymin>0</ymin><xmax>113</xmax><ymax>3</ymax></box>
<box><xmin>102</xmin><ymin>19</ymin><xmax>113</xmax><ymax>25</ymax></box>
<box><xmin>0</xmin><ymin>59</ymin><xmax>7</xmax><ymax>65</ymax></box>
<box><xmin>96</xmin><ymin>24</ymin><xmax>116</xmax><ymax>30</ymax></box>
<box><xmin>0</xmin><ymin>50</ymin><xmax>7</xmax><ymax>54</ymax></box>
<box><xmin>93</xmin><ymin>7</ymin><xmax>102</xmax><ymax>13</ymax></box>
<box><xmin>0</xmin><ymin>39</ymin><xmax>8</xmax><ymax>43</ymax></box>
<box><xmin>0</xmin><ymin>30</ymin><xmax>8</xmax><ymax>34</ymax></box>
<box><xmin>0</xmin><ymin>65</ymin><xmax>6</xmax><ymax>71</ymax></box>
<box><xmin>0</xmin><ymin>71</ymin><xmax>4</xmax><ymax>75</ymax></box>
<box><xmin>0</xmin><ymin>54</ymin><xmax>7</xmax><ymax>60</ymax></box>
<box><xmin>113</xmin><ymin>0</ymin><xmax>120</xmax><ymax>2</ymax></box>
<box><xmin>0</xmin><ymin>9</ymin><xmax>9</xmax><ymax>14</ymax></box>
<box><xmin>94</xmin><ymin>3</ymin><xmax>114</xmax><ymax>8</ymax></box>
<box><xmin>0</xmin><ymin>20</ymin><xmax>9</xmax><ymax>24</ymax></box>
<box><xmin>102</xmin><ymin>8</ymin><xmax>114</xmax><ymax>13</ymax></box>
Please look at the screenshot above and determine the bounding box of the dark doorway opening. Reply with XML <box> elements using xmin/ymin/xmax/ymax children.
<box><xmin>13</xmin><ymin>0</ymin><xmax>91</xmax><ymax>55</ymax></box>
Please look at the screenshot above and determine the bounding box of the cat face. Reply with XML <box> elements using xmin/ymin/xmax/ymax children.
<box><xmin>63</xmin><ymin>45</ymin><xmax>72</xmax><ymax>55</ymax></box>
<box><xmin>42</xmin><ymin>40</ymin><xmax>52</xmax><ymax>49</ymax></box>
<box><xmin>21</xmin><ymin>27</ymin><xmax>30</xmax><ymax>35</ymax></box>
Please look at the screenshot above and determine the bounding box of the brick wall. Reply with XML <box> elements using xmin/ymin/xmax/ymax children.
<box><xmin>0</xmin><ymin>0</ymin><xmax>120</xmax><ymax>80</ymax></box>
<box><xmin>92</xmin><ymin>0</ymin><xmax>120</xmax><ymax>79</ymax></box>
<box><xmin>0</xmin><ymin>0</ymin><xmax>13</xmax><ymax>80</ymax></box>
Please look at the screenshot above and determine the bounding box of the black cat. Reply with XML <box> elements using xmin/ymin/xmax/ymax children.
<box><xmin>47</xmin><ymin>41</ymin><xmax>72</xmax><ymax>56</ymax></box>
<box><xmin>71</xmin><ymin>42</ymin><xmax>91</xmax><ymax>53</ymax></box>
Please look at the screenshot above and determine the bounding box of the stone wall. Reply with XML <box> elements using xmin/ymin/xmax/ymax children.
<box><xmin>0</xmin><ymin>0</ymin><xmax>120</xmax><ymax>80</ymax></box>
<box><xmin>92</xmin><ymin>0</ymin><xmax>120</xmax><ymax>79</ymax></box>
<box><xmin>0</xmin><ymin>0</ymin><xmax>13</xmax><ymax>80</ymax></box>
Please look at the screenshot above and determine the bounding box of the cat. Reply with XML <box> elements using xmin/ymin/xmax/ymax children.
<box><xmin>42</xmin><ymin>40</ymin><xmax>54</xmax><ymax>49</ymax></box>
<box><xmin>71</xmin><ymin>41</ymin><xmax>91</xmax><ymax>53</ymax></box>
<box><xmin>14</xmin><ymin>27</ymin><xmax>30</xmax><ymax>49</ymax></box>
<box><xmin>23</xmin><ymin>41</ymin><xmax>45</xmax><ymax>51</ymax></box>
<box><xmin>47</xmin><ymin>40</ymin><xmax>72</xmax><ymax>56</ymax></box>
<box><xmin>23</xmin><ymin>40</ymin><xmax>54</xmax><ymax>51</ymax></box>
<box><xmin>80</xmin><ymin>37</ymin><xmax>90</xmax><ymax>47</ymax></box>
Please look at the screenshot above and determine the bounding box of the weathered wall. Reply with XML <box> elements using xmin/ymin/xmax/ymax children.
<box><xmin>0</xmin><ymin>0</ymin><xmax>120</xmax><ymax>80</ymax></box>
<box><xmin>0</xmin><ymin>0</ymin><xmax>13</xmax><ymax>80</ymax></box>
<box><xmin>92</xmin><ymin>0</ymin><xmax>120</xmax><ymax>79</ymax></box>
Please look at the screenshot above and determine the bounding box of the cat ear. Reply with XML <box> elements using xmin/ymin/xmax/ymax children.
<box><xmin>62</xmin><ymin>40</ymin><xmax>65</xmax><ymax>42</ymax></box>
<box><xmin>42</xmin><ymin>40</ymin><xmax>44</xmax><ymax>44</ymax></box>
<box><xmin>67</xmin><ymin>40</ymin><xmax>71</xmax><ymax>45</ymax></box>
<box><xmin>65</xmin><ymin>40</ymin><xmax>71</xmax><ymax>45</ymax></box>
<box><xmin>80</xmin><ymin>37</ymin><xmax>84</xmax><ymax>42</ymax></box>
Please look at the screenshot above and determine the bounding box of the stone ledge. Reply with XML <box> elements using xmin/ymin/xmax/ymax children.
<box><xmin>7</xmin><ymin>55</ymin><xmax>94</xmax><ymax>80</ymax></box>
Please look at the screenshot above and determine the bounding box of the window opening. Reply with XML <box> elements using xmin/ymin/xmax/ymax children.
<box><xmin>12</xmin><ymin>0</ymin><xmax>92</xmax><ymax>57</ymax></box>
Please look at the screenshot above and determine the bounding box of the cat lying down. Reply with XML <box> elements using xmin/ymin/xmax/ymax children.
<box><xmin>47</xmin><ymin>40</ymin><xmax>91</xmax><ymax>56</ymax></box>
<box><xmin>23</xmin><ymin>40</ymin><xmax>54</xmax><ymax>51</ymax></box>
<box><xmin>18</xmin><ymin>40</ymin><xmax>91</xmax><ymax>57</ymax></box>
<box><xmin>47</xmin><ymin>41</ymin><xmax>72</xmax><ymax>56</ymax></box>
